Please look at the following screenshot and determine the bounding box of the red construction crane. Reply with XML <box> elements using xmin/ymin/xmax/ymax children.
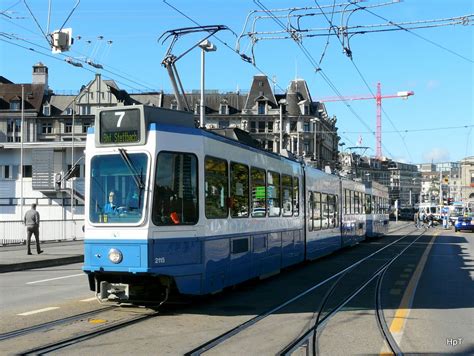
<box><xmin>318</xmin><ymin>83</ymin><xmax>414</xmax><ymax>159</ymax></box>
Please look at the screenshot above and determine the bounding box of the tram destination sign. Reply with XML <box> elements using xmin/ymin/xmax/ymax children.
<box><xmin>97</xmin><ymin>108</ymin><xmax>145</xmax><ymax>146</ymax></box>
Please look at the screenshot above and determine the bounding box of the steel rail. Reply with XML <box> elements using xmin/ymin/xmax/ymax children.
<box><xmin>186</xmin><ymin>226</ymin><xmax>417</xmax><ymax>355</ymax></box>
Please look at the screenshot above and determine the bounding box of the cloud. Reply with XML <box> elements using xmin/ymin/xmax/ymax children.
<box><xmin>422</xmin><ymin>148</ymin><xmax>451</xmax><ymax>163</ymax></box>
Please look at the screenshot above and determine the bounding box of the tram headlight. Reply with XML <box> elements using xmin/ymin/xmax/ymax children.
<box><xmin>108</xmin><ymin>248</ymin><xmax>123</xmax><ymax>264</ymax></box>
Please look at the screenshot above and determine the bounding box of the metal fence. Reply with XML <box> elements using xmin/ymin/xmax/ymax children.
<box><xmin>0</xmin><ymin>219</ymin><xmax>84</xmax><ymax>245</ymax></box>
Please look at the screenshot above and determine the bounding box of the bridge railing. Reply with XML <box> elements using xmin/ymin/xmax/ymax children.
<box><xmin>0</xmin><ymin>219</ymin><xmax>84</xmax><ymax>245</ymax></box>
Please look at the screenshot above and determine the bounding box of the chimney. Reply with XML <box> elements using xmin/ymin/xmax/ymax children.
<box><xmin>32</xmin><ymin>62</ymin><xmax>49</xmax><ymax>93</ymax></box>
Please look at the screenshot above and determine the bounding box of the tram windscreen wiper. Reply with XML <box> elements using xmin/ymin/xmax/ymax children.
<box><xmin>118</xmin><ymin>148</ymin><xmax>145</xmax><ymax>190</ymax></box>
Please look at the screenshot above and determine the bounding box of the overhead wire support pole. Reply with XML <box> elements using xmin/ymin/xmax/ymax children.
<box><xmin>159</xmin><ymin>25</ymin><xmax>230</xmax><ymax>112</ymax></box>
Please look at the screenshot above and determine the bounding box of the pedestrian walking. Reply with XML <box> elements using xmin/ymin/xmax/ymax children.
<box><xmin>418</xmin><ymin>210</ymin><xmax>423</xmax><ymax>228</ymax></box>
<box><xmin>414</xmin><ymin>211</ymin><xmax>419</xmax><ymax>228</ymax></box>
<box><xmin>24</xmin><ymin>203</ymin><xmax>43</xmax><ymax>255</ymax></box>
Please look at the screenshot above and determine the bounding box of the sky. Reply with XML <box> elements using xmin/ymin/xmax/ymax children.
<box><xmin>1</xmin><ymin>0</ymin><xmax>473</xmax><ymax>164</ymax></box>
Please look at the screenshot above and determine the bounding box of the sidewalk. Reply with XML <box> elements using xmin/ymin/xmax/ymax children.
<box><xmin>0</xmin><ymin>240</ymin><xmax>84</xmax><ymax>273</ymax></box>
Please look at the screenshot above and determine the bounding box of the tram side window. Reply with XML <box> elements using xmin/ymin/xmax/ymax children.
<box><xmin>205</xmin><ymin>156</ymin><xmax>228</xmax><ymax>219</ymax></box>
<box><xmin>293</xmin><ymin>177</ymin><xmax>299</xmax><ymax>216</ymax></box>
<box><xmin>344</xmin><ymin>189</ymin><xmax>350</xmax><ymax>215</ymax></box>
<box><xmin>354</xmin><ymin>192</ymin><xmax>360</xmax><ymax>214</ymax></box>
<box><xmin>251</xmin><ymin>167</ymin><xmax>266</xmax><ymax>217</ymax></box>
<box><xmin>335</xmin><ymin>195</ymin><xmax>339</xmax><ymax>227</ymax></box>
<box><xmin>308</xmin><ymin>192</ymin><xmax>314</xmax><ymax>231</ymax></box>
<box><xmin>321</xmin><ymin>193</ymin><xmax>329</xmax><ymax>229</ymax></box>
<box><xmin>372</xmin><ymin>196</ymin><xmax>376</xmax><ymax>214</ymax></box>
<box><xmin>153</xmin><ymin>152</ymin><xmax>198</xmax><ymax>226</ymax></box>
<box><xmin>350</xmin><ymin>190</ymin><xmax>355</xmax><ymax>214</ymax></box>
<box><xmin>267</xmin><ymin>171</ymin><xmax>281</xmax><ymax>217</ymax></box>
<box><xmin>366</xmin><ymin>194</ymin><xmax>372</xmax><ymax>214</ymax></box>
<box><xmin>282</xmin><ymin>174</ymin><xmax>293</xmax><ymax>217</ymax></box>
<box><xmin>230</xmin><ymin>162</ymin><xmax>249</xmax><ymax>218</ymax></box>
<box><xmin>310</xmin><ymin>192</ymin><xmax>321</xmax><ymax>231</ymax></box>
<box><xmin>328</xmin><ymin>194</ymin><xmax>337</xmax><ymax>228</ymax></box>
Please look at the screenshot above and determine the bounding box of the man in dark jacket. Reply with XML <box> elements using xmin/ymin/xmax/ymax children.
<box><xmin>24</xmin><ymin>203</ymin><xmax>43</xmax><ymax>255</ymax></box>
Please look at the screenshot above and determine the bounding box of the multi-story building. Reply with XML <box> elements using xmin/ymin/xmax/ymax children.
<box><xmin>340</xmin><ymin>152</ymin><xmax>421</xmax><ymax>209</ymax></box>
<box><xmin>0</xmin><ymin>64</ymin><xmax>341</xmax><ymax>223</ymax></box>
<box><xmin>460</xmin><ymin>156</ymin><xmax>474</xmax><ymax>209</ymax></box>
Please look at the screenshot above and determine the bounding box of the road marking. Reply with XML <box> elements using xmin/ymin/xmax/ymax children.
<box><xmin>394</xmin><ymin>280</ymin><xmax>407</xmax><ymax>286</ymax></box>
<box><xmin>26</xmin><ymin>273</ymin><xmax>84</xmax><ymax>285</ymax></box>
<box><xmin>379</xmin><ymin>232</ymin><xmax>438</xmax><ymax>355</ymax></box>
<box><xmin>17</xmin><ymin>307</ymin><xmax>60</xmax><ymax>316</ymax></box>
<box><xmin>400</xmin><ymin>273</ymin><xmax>409</xmax><ymax>278</ymax></box>
<box><xmin>389</xmin><ymin>232</ymin><xmax>438</xmax><ymax>335</ymax></box>
<box><xmin>80</xmin><ymin>297</ymin><xmax>97</xmax><ymax>302</ymax></box>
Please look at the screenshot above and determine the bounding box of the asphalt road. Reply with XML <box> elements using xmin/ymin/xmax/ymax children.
<box><xmin>1</xmin><ymin>226</ymin><xmax>472</xmax><ymax>355</ymax></box>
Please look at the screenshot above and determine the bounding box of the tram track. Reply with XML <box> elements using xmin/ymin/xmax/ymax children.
<box><xmin>0</xmin><ymin>306</ymin><xmax>116</xmax><ymax>342</ymax></box>
<box><xmin>185</xmin><ymin>226</ymin><xmax>420</xmax><ymax>355</ymax></box>
<box><xmin>1</xmin><ymin>304</ymin><xmax>159</xmax><ymax>355</ymax></box>
<box><xmin>18</xmin><ymin>309</ymin><xmax>159</xmax><ymax>355</ymax></box>
<box><xmin>280</xmin><ymin>231</ymin><xmax>425</xmax><ymax>355</ymax></box>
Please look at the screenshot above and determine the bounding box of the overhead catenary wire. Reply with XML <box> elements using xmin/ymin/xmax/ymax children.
<box><xmin>162</xmin><ymin>0</ymin><xmax>287</xmax><ymax>93</ymax></box>
<box><xmin>254</xmin><ymin>0</ymin><xmax>396</xmax><ymax>159</ymax></box>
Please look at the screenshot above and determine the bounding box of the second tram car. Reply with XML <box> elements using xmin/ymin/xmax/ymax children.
<box><xmin>83</xmin><ymin>105</ymin><xmax>390</xmax><ymax>303</ymax></box>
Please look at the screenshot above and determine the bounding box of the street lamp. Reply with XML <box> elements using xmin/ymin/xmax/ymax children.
<box><xmin>198</xmin><ymin>40</ymin><xmax>217</xmax><ymax>128</ymax></box>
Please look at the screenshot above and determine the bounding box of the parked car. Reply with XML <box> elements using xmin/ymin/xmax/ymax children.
<box><xmin>454</xmin><ymin>216</ymin><xmax>474</xmax><ymax>232</ymax></box>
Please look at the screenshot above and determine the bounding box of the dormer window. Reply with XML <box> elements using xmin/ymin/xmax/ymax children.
<box><xmin>10</xmin><ymin>99</ymin><xmax>20</xmax><ymax>111</ymax></box>
<box><xmin>65</xmin><ymin>107</ymin><xmax>73</xmax><ymax>115</ymax></box>
<box><xmin>219</xmin><ymin>104</ymin><xmax>228</xmax><ymax>115</ymax></box>
<box><xmin>258</xmin><ymin>101</ymin><xmax>266</xmax><ymax>115</ymax></box>
<box><xmin>171</xmin><ymin>102</ymin><xmax>178</xmax><ymax>110</ymax></box>
<box><xmin>43</xmin><ymin>104</ymin><xmax>50</xmax><ymax>116</ymax></box>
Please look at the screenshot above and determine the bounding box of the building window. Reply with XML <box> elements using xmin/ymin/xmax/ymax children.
<box><xmin>219</xmin><ymin>104</ymin><xmax>228</xmax><ymax>115</ymax></box>
<box><xmin>258</xmin><ymin>101</ymin><xmax>265</xmax><ymax>115</ymax></box>
<box><xmin>10</xmin><ymin>100</ymin><xmax>20</xmax><ymax>111</ymax></box>
<box><xmin>43</xmin><ymin>105</ymin><xmax>50</xmax><ymax>116</ymax></box>
<box><xmin>171</xmin><ymin>102</ymin><xmax>178</xmax><ymax>110</ymax></box>
<box><xmin>250</xmin><ymin>121</ymin><xmax>256</xmax><ymax>133</ymax></box>
<box><xmin>290</xmin><ymin>121</ymin><xmax>297</xmax><ymax>132</ymax></box>
<box><xmin>82</xmin><ymin>122</ymin><xmax>91</xmax><ymax>133</ymax></box>
<box><xmin>303</xmin><ymin>122</ymin><xmax>310</xmax><ymax>132</ymax></box>
<box><xmin>218</xmin><ymin>120</ymin><xmax>229</xmax><ymax>129</ymax></box>
<box><xmin>258</xmin><ymin>121</ymin><xmax>265</xmax><ymax>133</ymax></box>
<box><xmin>65</xmin><ymin>121</ymin><xmax>72</xmax><ymax>133</ymax></box>
<box><xmin>22</xmin><ymin>165</ymin><xmax>32</xmax><ymax>178</ymax></box>
<box><xmin>258</xmin><ymin>81</ymin><xmax>264</xmax><ymax>87</ymax></box>
<box><xmin>41</xmin><ymin>122</ymin><xmax>53</xmax><ymax>134</ymax></box>
<box><xmin>80</xmin><ymin>105</ymin><xmax>91</xmax><ymax>115</ymax></box>
<box><xmin>267</xmin><ymin>121</ymin><xmax>273</xmax><ymax>133</ymax></box>
<box><xmin>65</xmin><ymin>107</ymin><xmax>73</xmax><ymax>115</ymax></box>
<box><xmin>67</xmin><ymin>164</ymin><xmax>81</xmax><ymax>178</ymax></box>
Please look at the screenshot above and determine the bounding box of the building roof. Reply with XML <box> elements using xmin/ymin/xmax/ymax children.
<box><xmin>0</xmin><ymin>83</ymin><xmax>45</xmax><ymax>111</ymax></box>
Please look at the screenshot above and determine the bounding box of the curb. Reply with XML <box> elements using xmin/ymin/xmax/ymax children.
<box><xmin>0</xmin><ymin>255</ymin><xmax>84</xmax><ymax>273</ymax></box>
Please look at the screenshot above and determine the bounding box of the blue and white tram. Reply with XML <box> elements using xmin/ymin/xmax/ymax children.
<box><xmin>84</xmin><ymin>105</ymin><xmax>305</xmax><ymax>301</ymax></box>
<box><xmin>82</xmin><ymin>105</ymin><xmax>388</xmax><ymax>303</ymax></box>
<box><xmin>305</xmin><ymin>169</ymin><xmax>341</xmax><ymax>259</ymax></box>
<box><xmin>341</xmin><ymin>178</ymin><xmax>367</xmax><ymax>246</ymax></box>
<box><xmin>365</xmin><ymin>181</ymin><xmax>389</xmax><ymax>238</ymax></box>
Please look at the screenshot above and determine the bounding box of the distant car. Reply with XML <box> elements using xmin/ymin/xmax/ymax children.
<box><xmin>454</xmin><ymin>216</ymin><xmax>474</xmax><ymax>232</ymax></box>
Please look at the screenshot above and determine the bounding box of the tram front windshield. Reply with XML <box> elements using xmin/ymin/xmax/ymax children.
<box><xmin>89</xmin><ymin>153</ymin><xmax>147</xmax><ymax>224</ymax></box>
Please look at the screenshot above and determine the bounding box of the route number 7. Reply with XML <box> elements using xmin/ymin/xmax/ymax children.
<box><xmin>115</xmin><ymin>111</ymin><xmax>125</xmax><ymax>127</ymax></box>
